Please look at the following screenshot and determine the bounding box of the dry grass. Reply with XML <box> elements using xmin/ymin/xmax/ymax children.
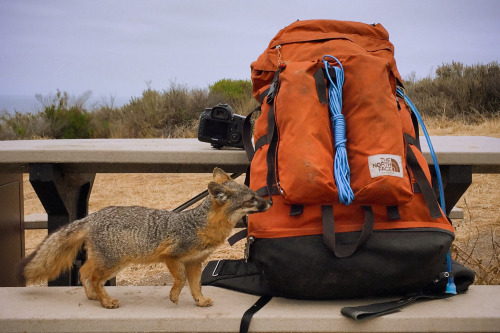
<box><xmin>23</xmin><ymin>173</ymin><xmax>247</xmax><ymax>286</ymax></box>
<box><xmin>23</xmin><ymin>119</ymin><xmax>500</xmax><ymax>286</ymax></box>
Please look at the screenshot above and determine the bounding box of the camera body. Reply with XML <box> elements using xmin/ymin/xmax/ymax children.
<box><xmin>198</xmin><ymin>103</ymin><xmax>245</xmax><ymax>149</ymax></box>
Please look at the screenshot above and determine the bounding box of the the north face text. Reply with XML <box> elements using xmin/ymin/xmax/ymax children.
<box><xmin>368</xmin><ymin>154</ymin><xmax>404</xmax><ymax>178</ymax></box>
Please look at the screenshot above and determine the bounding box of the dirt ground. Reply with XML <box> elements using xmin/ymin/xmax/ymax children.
<box><xmin>23</xmin><ymin>119</ymin><xmax>500</xmax><ymax>286</ymax></box>
<box><xmin>23</xmin><ymin>173</ymin><xmax>248</xmax><ymax>286</ymax></box>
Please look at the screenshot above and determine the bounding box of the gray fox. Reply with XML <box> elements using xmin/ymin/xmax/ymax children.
<box><xmin>20</xmin><ymin>168</ymin><xmax>271</xmax><ymax>309</ymax></box>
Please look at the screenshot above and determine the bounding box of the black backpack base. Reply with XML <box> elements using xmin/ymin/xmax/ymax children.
<box><xmin>248</xmin><ymin>230</ymin><xmax>455</xmax><ymax>300</ymax></box>
<box><xmin>202</xmin><ymin>231</ymin><xmax>475</xmax><ymax>322</ymax></box>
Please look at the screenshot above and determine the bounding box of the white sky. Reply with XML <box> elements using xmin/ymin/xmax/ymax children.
<box><xmin>1</xmin><ymin>0</ymin><xmax>499</xmax><ymax>102</ymax></box>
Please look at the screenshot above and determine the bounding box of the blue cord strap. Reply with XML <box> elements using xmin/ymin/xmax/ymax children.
<box><xmin>323</xmin><ymin>55</ymin><xmax>354</xmax><ymax>205</ymax></box>
<box><xmin>396</xmin><ymin>86</ymin><xmax>456</xmax><ymax>295</ymax></box>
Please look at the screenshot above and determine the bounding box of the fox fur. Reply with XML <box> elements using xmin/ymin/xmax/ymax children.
<box><xmin>20</xmin><ymin>168</ymin><xmax>271</xmax><ymax>309</ymax></box>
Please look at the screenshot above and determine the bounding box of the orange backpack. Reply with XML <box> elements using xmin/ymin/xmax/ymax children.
<box><xmin>246</xmin><ymin>20</ymin><xmax>453</xmax><ymax>253</ymax></box>
<box><xmin>202</xmin><ymin>20</ymin><xmax>474</xmax><ymax>326</ymax></box>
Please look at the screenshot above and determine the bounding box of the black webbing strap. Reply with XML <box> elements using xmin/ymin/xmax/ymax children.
<box><xmin>321</xmin><ymin>205</ymin><xmax>374</xmax><ymax>258</ymax></box>
<box><xmin>404</xmin><ymin>132</ymin><xmax>418</xmax><ymax>147</ymax></box>
<box><xmin>386</xmin><ymin>206</ymin><xmax>401</xmax><ymax>220</ymax></box>
<box><xmin>410</xmin><ymin>109</ymin><xmax>421</xmax><ymax>150</ymax></box>
<box><xmin>240</xmin><ymin>295</ymin><xmax>273</xmax><ymax>333</ymax></box>
<box><xmin>254</xmin><ymin>135</ymin><xmax>267</xmax><ymax>152</ymax></box>
<box><xmin>242</xmin><ymin>106</ymin><xmax>262</xmax><ymax>161</ymax></box>
<box><xmin>256</xmin><ymin>185</ymin><xmax>280</xmax><ymax>197</ymax></box>
<box><xmin>405</xmin><ymin>140</ymin><xmax>443</xmax><ymax>219</ymax></box>
<box><xmin>265</xmin><ymin>120</ymin><xmax>278</xmax><ymax>197</ymax></box>
<box><xmin>259</xmin><ymin>88</ymin><xmax>270</xmax><ymax>104</ymax></box>
<box><xmin>172</xmin><ymin>172</ymin><xmax>243</xmax><ymax>212</ymax></box>
<box><xmin>341</xmin><ymin>293</ymin><xmax>454</xmax><ymax>321</ymax></box>
<box><xmin>314</xmin><ymin>67</ymin><xmax>328</xmax><ymax>105</ymax></box>
<box><xmin>397</xmin><ymin>83</ymin><xmax>421</xmax><ymax>150</ymax></box>
<box><xmin>289</xmin><ymin>204</ymin><xmax>304</xmax><ymax>216</ymax></box>
<box><xmin>242</xmin><ymin>86</ymin><xmax>272</xmax><ymax>162</ymax></box>
<box><xmin>244</xmin><ymin>165</ymin><xmax>251</xmax><ymax>187</ymax></box>
<box><xmin>264</xmin><ymin>70</ymin><xmax>282</xmax><ymax>204</ymax></box>
<box><xmin>314</xmin><ymin>66</ymin><xmax>337</xmax><ymax>105</ymax></box>
<box><xmin>266</xmin><ymin>71</ymin><xmax>281</xmax><ymax>105</ymax></box>
<box><xmin>228</xmin><ymin>229</ymin><xmax>247</xmax><ymax>246</ymax></box>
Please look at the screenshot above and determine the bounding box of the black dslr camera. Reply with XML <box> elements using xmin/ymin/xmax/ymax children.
<box><xmin>198</xmin><ymin>103</ymin><xmax>245</xmax><ymax>149</ymax></box>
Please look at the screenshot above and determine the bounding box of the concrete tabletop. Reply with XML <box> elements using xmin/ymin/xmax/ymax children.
<box><xmin>418</xmin><ymin>135</ymin><xmax>500</xmax><ymax>172</ymax></box>
<box><xmin>0</xmin><ymin>138</ymin><xmax>249</xmax><ymax>173</ymax></box>
<box><xmin>0</xmin><ymin>136</ymin><xmax>498</xmax><ymax>173</ymax></box>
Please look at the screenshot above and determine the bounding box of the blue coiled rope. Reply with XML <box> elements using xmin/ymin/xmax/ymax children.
<box><xmin>396</xmin><ymin>86</ymin><xmax>457</xmax><ymax>295</ymax></box>
<box><xmin>323</xmin><ymin>55</ymin><xmax>354</xmax><ymax>205</ymax></box>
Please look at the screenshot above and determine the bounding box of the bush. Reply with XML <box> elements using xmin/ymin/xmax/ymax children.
<box><xmin>209</xmin><ymin>79</ymin><xmax>253</xmax><ymax>105</ymax></box>
<box><xmin>404</xmin><ymin>61</ymin><xmax>500</xmax><ymax>122</ymax></box>
<box><xmin>39</xmin><ymin>90</ymin><xmax>93</xmax><ymax>139</ymax></box>
<box><xmin>116</xmin><ymin>83</ymin><xmax>221</xmax><ymax>138</ymax></box>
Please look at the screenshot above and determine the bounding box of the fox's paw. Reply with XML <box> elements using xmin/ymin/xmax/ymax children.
<box><xmin>169</xmin><ymin>292</ymin><xmax>179</xmax><ymax>304</ymax></box>
<box><xmin>195</xmin><ymin>297</ymin><xmax>213</xmax><ymax>307</ymax></box>
<box><xmin>101</xmin><ymin>298</ymin><xmax>120</xmax><ymax>309</ymax></box>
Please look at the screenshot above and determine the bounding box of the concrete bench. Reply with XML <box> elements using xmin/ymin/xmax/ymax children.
<box><xmin>0</xmin><ymin>285</ymin><xmax>498</xmax><ymax>332</ymax></box>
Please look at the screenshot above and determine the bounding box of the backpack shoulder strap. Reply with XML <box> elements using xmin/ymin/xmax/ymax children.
<box><xmin>240</xmin><ymin>295</ymin><xmax>273</xmax><ymax>333</ymax></box>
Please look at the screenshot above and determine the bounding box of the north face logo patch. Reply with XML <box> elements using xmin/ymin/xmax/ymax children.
<box><xmin>368</xmin><ymin>154</ymin><xmax>404</xmax><ymax>178</ymax></box>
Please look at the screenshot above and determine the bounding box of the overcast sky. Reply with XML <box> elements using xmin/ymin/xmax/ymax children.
<box><xmin>1</xmin><ymin>0</ymin><xmax>499</xmax><ymax>106</ymax></box>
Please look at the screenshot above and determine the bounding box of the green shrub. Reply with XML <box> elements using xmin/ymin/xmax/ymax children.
<box><xmin>40</xmin><ymin>90</ymin><xmax>93</xmax><ymax>139</ymax></box>
<box><xmin>0</xmin><ymin>110</ymin><xmax>53</xmax><ymax>140</ymax></box>
<box><xmin>404</xmin><ymin>61</ymin><xmax>500</xmax><ymax>122</ymax></box>
<box><xmin>209</xmin><ymin>79</ymin><xmax>253</xmax><ymax>104</ymax></box>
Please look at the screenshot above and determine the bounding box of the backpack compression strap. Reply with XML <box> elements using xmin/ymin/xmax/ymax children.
<box><xmin>404</xmin><ymin>135</ymin><xmax>443</xmax><ymax>219</ymax></box>
<box><xmin>341</xmin><ymin>293</ymin><xmax>454</xmax><ymax>321</ymax></box>
<box><xmin>264</xmin><ymin>70</ymin><xmax>282</xmax><ymax>203</ymax></box>
<box><xmin>321</xmin><ymin>205</ymin><xmax>374</xmax><ymax>257</ymax></box>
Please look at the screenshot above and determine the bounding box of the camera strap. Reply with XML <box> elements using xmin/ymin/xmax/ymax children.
<box><xmin>242</xmin><ymin>105</ymin><xmax>262</xmax><ymax>161</ymax></box>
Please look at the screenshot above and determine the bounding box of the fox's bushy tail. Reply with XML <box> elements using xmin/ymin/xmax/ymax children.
<box><xmin>20</xmin><ymin>219</ymin><xmax>88</xmax><ymax>284</ymax></box>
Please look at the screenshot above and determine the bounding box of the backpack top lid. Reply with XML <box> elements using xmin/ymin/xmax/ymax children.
<box><xmin>251</xmin><ymin>20</ymin><xmax>400</xmax><ymax>99</ymax></box>
<box><xmin>268</xmin><ymin>20</ymin><xmax>390</xmax><ymax>48</ymax></box>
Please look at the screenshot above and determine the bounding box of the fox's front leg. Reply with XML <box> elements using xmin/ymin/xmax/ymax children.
<box><xmin>165</xmin><ymin>258</ymin><xmax>186</xmax><ymax>304</ymax></box>
<box><xmin>185</xmin><ymin>261</ymin><xmax>212</xmax><ymax>307</ymax></box>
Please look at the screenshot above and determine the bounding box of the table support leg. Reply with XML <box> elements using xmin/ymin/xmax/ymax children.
<box><xmin>28</xmin><ymin>164</ymin><xmax>97</xmax><ymax>286</ymax></box>
<box><xmin>431</xmin><ymin>165</ymin><xmax>472</xmax><ymax>216</ymax></box>
<box><xmin>0</xmin><ymin>173</ymin><xmax>24</xmax><ymax>286</ymax></box>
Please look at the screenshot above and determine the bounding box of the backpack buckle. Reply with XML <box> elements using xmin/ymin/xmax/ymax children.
<box><xmin>266</xmin><ymin>70</ymin><xmax>281</xmax><ymax>104</ymax></box>
<box><xmin>244</xmin><ymin>236</ymin><xmax>255</xmax><ymax>263</ymax></box>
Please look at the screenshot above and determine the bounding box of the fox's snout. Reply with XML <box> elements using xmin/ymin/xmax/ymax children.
<box><xmin>253</xmin><ymin>197</ymin><xmax>272</xmax><ymax>214</ymax></box>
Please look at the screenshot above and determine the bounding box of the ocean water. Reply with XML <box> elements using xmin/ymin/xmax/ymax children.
<box><xmin>0</xmin><ymin>94</ymin><xmax>130</xmax><ymax>115</ymax></box>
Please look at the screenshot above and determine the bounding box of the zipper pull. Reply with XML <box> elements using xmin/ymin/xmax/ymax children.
<box><xmin>276</xmin><ymin>45</ymin><xmax>286</xmax><ymax>69</ymax></box>
<box><xmin>244</xmin><ymin>236</ymin><xmax>255</xmax><ymax>263</ymax></box>
<box><xmin>277</xmin><ymin>181</ymin><xmax>285</xmax><ymax>195</ymax></box>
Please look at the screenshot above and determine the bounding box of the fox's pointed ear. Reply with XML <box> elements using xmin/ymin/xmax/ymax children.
<box><xmin>208</xmin><ymin>181</ymin><xmax>230</xmax><ymax>203</ymax></box>
<box><xmin>213</xmin><ymin>167</ymin><xmax>231</xmax><ymax>184</ymax></box>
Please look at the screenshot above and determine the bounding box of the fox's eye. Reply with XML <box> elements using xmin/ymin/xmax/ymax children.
<box><xmin>245</xmin><ymin>197</ymin><xmax>257</xmax><ymax>206</ymax></box>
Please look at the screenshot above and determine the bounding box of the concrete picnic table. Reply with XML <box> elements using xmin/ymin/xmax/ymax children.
<box><xmin>0</xmin><ymin>136</ymin><xmax>499</xmax><ymax>286</ymax></box>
